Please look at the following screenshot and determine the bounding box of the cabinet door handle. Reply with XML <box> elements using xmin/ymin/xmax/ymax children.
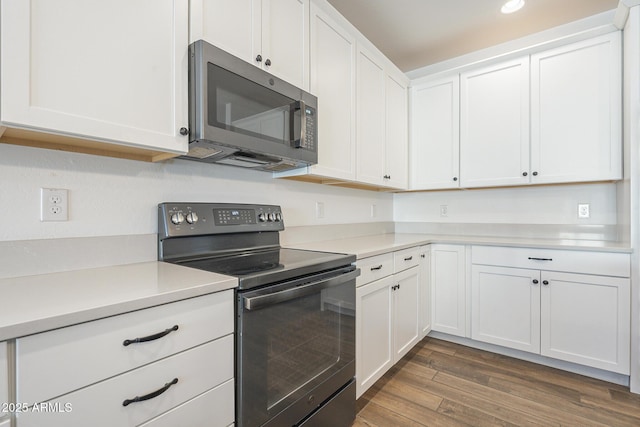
<box><xmin>265</xmin><ymin>58</ymin><xmax>272</xmax><ymax>66</ymax></box>
<box><xmin>123</xmin><ymin>325</ymin><xmax>179</xmax><ymax>346</ymax></box>
<box><xmin>453</xmin><ymin>177</ymin><xmax>458</xmax><ymax>181</ymax></box>
<box><xmin>404</xmin><ymin>256</ymin><xmax>413</xmax><ymax>261</ymax></box>
<box><xmin>179</xmin><ymin>127</ymin><xmax>189</xmax><ymax>136</ymax></box>
<box><xmin>528</xmin><ymin>257</ymin><xmax>552</xmax><ymax>261</ymax></box>
<box><xmin>123</xmin><ymin>378</ymin><xmax>178</xmax><ymax>407</ymax></box>
<box><xmin>532</xmin><ymin>171</ymin><xmax>538</xmax><ymax>176</ymax></box>
<box><xmin>522</xmin><ymin>172</ymin><xmax>528</xmax><ymax>177</ymax></box>
<box><xmin>542</xmin><ymin>280</ymin><xmax>549</xmax><ymax>286</ymax></box>
<box><xmin>532</xmin><ymin>279</ymin><xmax>539</xmax><ymax>284</ymax></box>
<box><xmin>256</xmin><ymin>54</ymin><xmax>262</xmax><ymax>63</ymax></box>
<box><xmin>370</xmin><ymin>265</ymin><xmax>383</xmax><ymax>271</ymax></box>
<box><xmin>421</xmin><ymin>254</ymin><xmax>426</xmax><ymax>258</ymax></box>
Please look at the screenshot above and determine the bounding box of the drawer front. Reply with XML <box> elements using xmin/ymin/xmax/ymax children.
<box><xmin>356</xmin><ymin>253</ymin><xmax>394</xmax><ymax>287</ymax></box>
<box><xmin>393</xmin><ymin>247</ymin><xmax>421</xmax><ymax>273</ymax></box>
<box><xmin>17</xmin><ymin>335</ymin><xmax>233</xmax><ymax>427</ymax></box>
<box><xmin>0</xmin><ymin>342</ymin><xmax>7</xmax><ymax>411</ymax></box>
<box><xmin>17</xmin><ymin>290</ymin><xmax>234</xmax><ymax>404</ymax></box>
<box><xmin>472</xmin><ymin>246</ymin><xmax>630</xmax><ymax>277</ymax></box>
<box><xmin>139</xmin><ymin>379</ymin><xmax>234</xmax><ymax>427</ymax></box>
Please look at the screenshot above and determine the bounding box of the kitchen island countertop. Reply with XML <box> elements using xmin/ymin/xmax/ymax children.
<box><xmin>0</xmin><ymin>261</ymin><xmax>236</xmax><ymax>341</ymax></box>
<box><xmin>286</xmin><ymin>232</ymin><xmax>632</xmax><ymax>259</ymax></box>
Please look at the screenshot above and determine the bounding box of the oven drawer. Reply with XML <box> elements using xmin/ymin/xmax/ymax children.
<box><xmin>356</xmin><ymin>253</ymin><xmax>394</xmax><ymax>287</ymax></box>
<box><xmin>394</xmin><ymin>247</ymin><xmax>421</xmax><ymax>273</ymax></box>
<box><xmin>139</xmin><ymin>379</ymin><xmax>234</xmax><ymax>427</ymax></box>
<box><xmin>17</xmin><ymin>290</ymin><xmax>234</xmax><ymax>405</ymax></box>
<box><xmin>17</xmin><ymin>335</ymin><xmax>233</xmax><ymax>427</ymax></box>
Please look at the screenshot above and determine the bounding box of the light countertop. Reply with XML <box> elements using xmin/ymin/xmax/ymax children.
<box><xmin>0</xmin><ymin>261</ymin><xmax>236</xmax><ymax>341</ymax></box>
<box><xmin>287</xmin><ymin>233</ymin><xmax>632</xmax><ymax>259</ymax></box>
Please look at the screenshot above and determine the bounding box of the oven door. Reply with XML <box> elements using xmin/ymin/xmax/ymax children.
<box><xmin>237</xmin><ymin>266</ymin><xmax>358</xmax><ymax>427</ymax></box>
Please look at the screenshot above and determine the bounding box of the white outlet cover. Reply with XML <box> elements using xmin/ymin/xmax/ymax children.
<box><xmin>41</xmin><ymin>188</ymin><xmax>69</xmax><ymax>221</ymax></box>
<box><xmin>578</xmin><ymin>203</ymin><xmax>590</xmax><ymax>219</ymax></box>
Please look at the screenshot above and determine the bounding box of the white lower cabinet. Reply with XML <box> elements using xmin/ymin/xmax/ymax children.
<box><xmin>14</xmin><ymin>290</ymin><xmax>235</xmax><ymax>427</ymax></box>
<box><xmin>355</xmin><ymin>248</ymin><xmax>421</xmax><ymax>398</ymax></box>
<box><xmin>418</xmin><ymin>246</ymin><xmax>431</xmax><ymax>339</ymax></box>
<box><xmin>471</xmin><ymin>246</ymin><xmax>630</xmax><ymax>374</ymax></box>
<box><xmin>0</xmin><ymin>341</ymin><xmax>8</xmax><ymax>427</ymax></box>
<box><xmin>431</xmin><ymin>244</ymin><xmax>467</xmax><ymax>337</ymax></box>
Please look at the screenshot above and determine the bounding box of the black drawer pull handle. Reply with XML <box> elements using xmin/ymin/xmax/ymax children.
<box><xmin>123</xmin><ymin>325</ymin><xmax>179</xmax><ymax>347</ymax></box>
<box><xmin>370</xmin><ymin>265</ymin><xmax>383</xmax><ymax>271</ymax></box>
<box><xmin>123</xmin><ymin>378</ymin><xmax>178</xmax><ymax>407</ymax></box>
<box><xmin>404</xmin><ymin>256</ymin><xmax>413</xmax><ymax>261</ymax></box>
<box><xmin>528</xmin><ymin>257</ymin><xmax>553</xmax><ymax>261</ymax></box>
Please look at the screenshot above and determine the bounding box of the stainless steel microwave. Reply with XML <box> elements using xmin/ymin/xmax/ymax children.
<box><xmin>181</xmin><ymin>40</ymin><xmax>318</xmax><ymax>172</ymax></box>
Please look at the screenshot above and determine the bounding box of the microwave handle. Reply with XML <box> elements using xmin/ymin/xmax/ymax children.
<box><xmin>290</xmin><ymin>100</ymin><xmax>306</xmax><ymax>149</ymax></box>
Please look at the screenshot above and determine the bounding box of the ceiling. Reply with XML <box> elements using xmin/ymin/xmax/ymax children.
<box><xmin>326</xmin><ymin>0</ymin><xmax>620</xmax><ymax>72</ymax></box>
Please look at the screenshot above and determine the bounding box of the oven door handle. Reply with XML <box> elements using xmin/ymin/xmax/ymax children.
<box><xmin>243</xmin><ymin>269</ymin><xmax>359</xmax><ymax>311</ymax></box>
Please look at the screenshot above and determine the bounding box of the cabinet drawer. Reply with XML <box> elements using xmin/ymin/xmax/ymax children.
<box><xmin>17</xmin><ymin>290</ymin><xmax>233</xmax><ymax>404</ymax></box>
<box><xmin>18</xmin><ymin>335</ymin><xmax>233</xmax><ymax>427</ymax></box>
<box><xmin>472</xmin><ymin>246</ymin><xmax>630</xmax><ymax>277</ymax></box>
<box><xmin>393</xmin><ymin>247</ymin><xmax>420</xmax><ymax>273</ymax></box>
<box><xmin>0</xmin><ymin>342</ymin><xmax>7</xmax><ymax>411</ymax></box>
<box><xmin>139</xmin><ymin>378</ymin><xmax>234</xmax><ymax>427</ymax></box>
<box><xmin>356</xmin><ymin>253</ymin><xmax>394</xmax><ymax>287</ymax></box>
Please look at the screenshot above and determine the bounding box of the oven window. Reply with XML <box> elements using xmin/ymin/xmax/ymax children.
<box><xmin>207</xmin><ymin>63</ymin><xmax>293</xmax><ymax>144</ymax></box>
<box><xmin>238</xmin><ymin>279</ymin><xmax>355</xmax><ymax>427</ymax></box>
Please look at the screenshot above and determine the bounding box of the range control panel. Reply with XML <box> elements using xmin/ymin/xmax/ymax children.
<box><xmin>158</xmin><ymin>203</ymin><xmax>284</xmax><ymax>239</ymax></box>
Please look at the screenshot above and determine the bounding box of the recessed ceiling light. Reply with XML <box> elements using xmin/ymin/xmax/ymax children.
<box><xmin>501</xmin><ymin>0</ymin><xmax>525</xmax><ymax>14</ymax></box>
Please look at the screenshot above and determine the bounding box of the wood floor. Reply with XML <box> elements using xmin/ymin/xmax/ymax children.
<box><xmin>354</xmin><ymin>337</ymin><xmax>640</xmax><ymax>427</ymax></box>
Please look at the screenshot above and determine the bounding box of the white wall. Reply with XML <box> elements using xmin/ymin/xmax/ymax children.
<box><xmin>0</xmin><ymin>144</ymin><xmax>393</xmax><ymax>241</ymax></box>
<box><xmin>394</xmin><ymin>183</ymin><xmax>617</xmax><ymax>224</ymax></box>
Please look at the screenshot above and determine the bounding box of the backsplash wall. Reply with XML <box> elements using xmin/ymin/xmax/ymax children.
<box><xmin>0</xmin><ymin>144</ymin><xmax>394</xmax><ymax>242</ymax></box>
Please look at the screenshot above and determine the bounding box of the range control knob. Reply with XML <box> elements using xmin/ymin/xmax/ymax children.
<box><xmin>258</xmin><ymin>213</ymin><xmax>267</xmax><ymax>222</ymax></box>
<box><xmin>275</xmin><ymin>212</ymin><xmax>282</xmax><ymax>222</ymax></box>
<box><xmin>171</xmin><ymin>212</ymin><xmax>185</xmax><ymax>225</ymax></box>
<box><xmin>186</xmin><ymin>212</ymin><xmax>198</xmax><ymax>224</ymax></box>
<box><xmin>267</xmin><ymin>213</ymin><xmax>275</xmax><ymax>222</ymax></box>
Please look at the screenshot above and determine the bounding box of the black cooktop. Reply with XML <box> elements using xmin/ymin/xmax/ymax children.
<box><xmin>177</xmin><ymin>248</ymin><xmax>355</xmax><ymax>290</ymax></box>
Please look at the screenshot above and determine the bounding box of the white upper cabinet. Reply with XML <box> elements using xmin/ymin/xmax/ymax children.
<box><xmin>190</xmin><ymin>0</ymin><xmax>309</xmax><ymax>90</ymax></box>
<box><xmin>460</xmin><ymin>57</ymin><xmax>530</xmax><ymax>188</ymax></box>
<box><xmin>356</xmin><ymin>45</ymin><xmax>386</xmax><ymax>186</ymax></box>
<box><xmin>530</xmin><ymin>32</ymin><xmax>622</xmax><ymax>184</ymax></box>
<box><xmin>410</xmin><ymin>75</ymin><xmax>460</xmax><ymax>190</ymax></box>
<box><xmin>356</xmin><ymin>44</ymin><xmax>408</xmax><ymax>189</ymax></box>
<box><xmin>1</xmin><ymin>0</ymin><xmax>189</xmax><ymax>158</ymax></box>
<box><xmin>307</xmin><ymin>2</ymin><xmax>357</xmax><ymax>181</ymax></box>
<box><xmin>384</xmin><ymin>72</ymin><xmax>409</xmax><ymax>189</ymax></box>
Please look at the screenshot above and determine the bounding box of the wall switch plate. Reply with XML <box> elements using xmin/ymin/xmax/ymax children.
<box><xmin>370</xmin><ymin>204</ymin><xmax>377</xmax><ymax>218</ymax></box>
<box><xmin>315</xmin><ymin>201</ymin><xmax>325</xmax><ymax>219</ymax></box>
<box><xmin>440</xmin><ymin>205</ymin><xmax>448</xmax><ymax>217</ymax></box>
<box><xmin>41</xmin><ymin>188</ymin><xmax>69</xmax><ymax>221</ymax></box>
<box><xmin>578</xmin><ymin>203</ymin><xmax>590</xmax><ymax>219</ymax></box>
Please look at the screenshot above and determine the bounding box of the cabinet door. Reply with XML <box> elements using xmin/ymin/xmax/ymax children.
<box><xmin>384</xmin><ymin>73</ymin><xmax>409</xmax><ymax>189</ymax></box>
<box><xmin>356</xmin><ymin>44</ymin><xmax>386</xmax><ymax>186</ymax></box>
<box><xmin>308</xmin><ymin>3</ymin><xmax>357</xmax><ymax>180</ymax></box>
<box><xmin>471</xmin><ymin>265</ymin><xmax>541</xmax><ymax>353</ymax></box>
<box><xmin>410</xmin><ymin>75</ymin><xmax>460</xmax><ymax>190</ymax></box>
<box><xmin>418</xmin><ymin>247</ymin><xmax>431</xmax><ymax>339</ymax></box>
<box><xmin>262</xmin><ymin>0</ymin><xmax>310</xmax><ymax>89</ymax></box>
<box><xmin>460</xmin><ymin>57</ymin><xmax>530</xmax><ymax>188</ymax></box>
<box><xmin>540</xmin><ymin>271</ymin><xmax>630</xmax><ymax>374</ymax></box>
<box><xmin>531</xmin><ymin>33</ymin><xmax>622</xmax><ymax>184</ymax></box>
<box><xmin>1</xmin><ymin>0</ymin><xmax>188</xmax><ymax>154</ymax></box>
<box><xmin>356</xmin><ymin>275</ymin><xmax>393</xmax><ymax>398</ymax></box>
<box><xmin>393</xmin><ymin>266</ymin><xmax>420</xmax><ymax>361</ymax></box>
<box><xmin>431</xmin><ymin>244</ymin><xmax>466</xmax><ymax>337</ymax></box>
<box><xmin>189</xmin><ymin>0</ymin><xmax>260</xmax><ymax>63</ymax></box>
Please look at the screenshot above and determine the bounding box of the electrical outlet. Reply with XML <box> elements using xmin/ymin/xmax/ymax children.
<box><xmin>41</xmin><ymin>188</ymin><xmax>69</xmax><ymax>221</ymax></box>
<box><xmin>578</xmin><ymin>203</ymin><xmax>590</xmax><ymax>219</ymax></box>
<box><xmin>440</xmin><ymin>205</ymin><xmax>448</xmax><ymax>217</ymax></box>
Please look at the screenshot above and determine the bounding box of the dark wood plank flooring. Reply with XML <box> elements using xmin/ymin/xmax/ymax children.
<box><xmin>354</xmin><ymin>337</ymin><xmax>640</xmax><ymax>427</ymax></box>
